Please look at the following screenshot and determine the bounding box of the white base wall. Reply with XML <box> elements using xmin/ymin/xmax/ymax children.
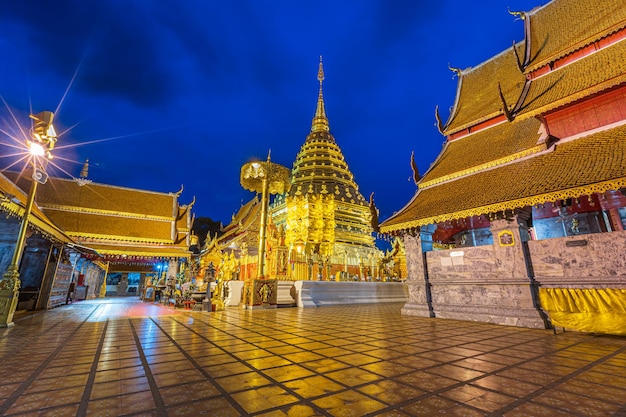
<box><xmin>293</xmin><ymin>281</ymin><xmax>408</xmax><ymax>308</ymax></box>
<box><xmin>224</xmin><ymin>281</ymin><xmax>244</xmax><ymax>307</ymax></box>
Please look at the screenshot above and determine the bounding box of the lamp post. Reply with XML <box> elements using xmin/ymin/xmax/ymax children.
<box><xmin>0</xmin><ymin>111</ymin><xmax>57</xmax><ymax>327</ymax></box>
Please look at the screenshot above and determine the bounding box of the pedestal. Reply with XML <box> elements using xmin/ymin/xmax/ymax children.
<box><xmin>243</xmin><ymin>279</ymin><xmax>277</xmax><ymax>310</ymax></box>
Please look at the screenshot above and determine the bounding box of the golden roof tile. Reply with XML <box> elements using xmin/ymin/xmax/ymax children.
<box><xmin>424</xmin><ymin>117</ymin><xmax>542</xmax><ymax>182</ymax></box>
<box><xmin>518</xmin><ymin>39</ymin><xmax>626</xmax><ymax>118</ymax></box>
<box><xmin>381</xmin><ymin>124</ymin><xmax>626</xmax><ymax>232</ymax></box>
<box><xmin>526</xmin><ymin>0</ymin><xmax>626</xmax><ymax>73</ymax></box>
<box><xmin>0</xmin><ymin>172</ymin><xmax>72</xmax><ymax>243</ymax></box>
<box><xmin>32</xmin><ymin>177</ymin><xmax>176</xmax><ymax>218</ymax></box>
<box><xmin>84</xmin><ymin>243</ymin><xmax>190</xmax><ymax>258</ymax></box>
<box><xmin>46</xmin><ymin>211</ymin><xmax>174</xmax><ymax>243</ymax></box>
<box><xmin>444</xmin><ymin>43</ymin><xmax>527</xmax><ymax>135</ymax></box>
<box><xmin>218</xmin><ymin>197</ymin><xmax>261</xmax><ymax>246</ymax></box>
<box><xmin>222</xmin><ymin>198</ymin><xmax>259</xmax><ymax>233</ymax></box>
<box><xmin>175</xmin><ymin>205</ymin><xmax>192</xmax><ymax>232</ymax></box>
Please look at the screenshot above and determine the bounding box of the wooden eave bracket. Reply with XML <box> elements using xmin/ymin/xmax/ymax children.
<box><xmin>498</xmin><ymin>83</ymin><xmax>514</xmax><ymax>121</ymax></box>
<box><xmin>512</xmin><ymin>40</ymin><xmax>525</xmax><ymax>72</ymax></box>
<box><xmin>410</xmin><ymin>151</ymin><xmax>421</xmax><ymax>184</ymax></box>
<box><xmin>435</xmin><ymin>105</ymin><xmax>445</xmax><ymax>135</ymax></box>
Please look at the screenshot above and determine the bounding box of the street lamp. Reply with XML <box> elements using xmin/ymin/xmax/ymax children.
<box><xmin>0</xmin><ymin>111</ymin><xmax>57</xmax><ymax>327</ymax></box>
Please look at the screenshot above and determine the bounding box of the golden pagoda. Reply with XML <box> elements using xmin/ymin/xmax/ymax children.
<box><xmin>270</xmin><ymin>58</ymin><xmax>379</xmax><ymax>281</ymax></box>
<box><xmin>198</xmin><ymin>59</ymin><xmax>382</xmax><ymax>287</ymax></box>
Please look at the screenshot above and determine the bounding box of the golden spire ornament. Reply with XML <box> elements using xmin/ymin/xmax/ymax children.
<box><xmin>311</xmin><ymin>56</ymin><xmax>330</xmax><ymax>133</ymax></box>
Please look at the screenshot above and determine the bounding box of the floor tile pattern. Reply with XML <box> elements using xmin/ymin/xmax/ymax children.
<box><xmin>1</xmin><ymin>298</ymin><xmax>625</xmax><ymax>416</ymax></box>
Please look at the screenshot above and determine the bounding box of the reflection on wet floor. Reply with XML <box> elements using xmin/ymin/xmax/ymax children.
<box><xmin>1</xmin><ymin>297</ymin><xmax>625</xmax><ymax>416</ymax></box>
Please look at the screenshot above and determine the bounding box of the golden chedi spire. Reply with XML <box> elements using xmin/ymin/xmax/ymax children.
<box><xmin>272</xmin><ymin>58</ymin><xmax>374</xmax><ymax>255</ymax></box>
<box><xmin>289</xmin><ymin>58</ymin><xmax>364</xmax><ymax>204</ymax></box>
<box><xmin>311</xmin><ymin>56</ymin><xmax>330</xmax><ymax>133</ymax></box>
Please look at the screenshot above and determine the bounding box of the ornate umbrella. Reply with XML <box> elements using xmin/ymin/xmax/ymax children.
<box><xmin>240</xmin><ymin>153</ymin><xmax>291</xmax><ymax>277</ymax></box>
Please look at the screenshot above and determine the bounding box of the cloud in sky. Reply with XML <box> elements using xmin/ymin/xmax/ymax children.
<box><xmin>0</xmin><ymin>0</ymin><xmax>547</xmax><ymax>224</ymax></box>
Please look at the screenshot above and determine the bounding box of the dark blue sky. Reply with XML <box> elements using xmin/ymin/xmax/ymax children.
<box><xmin>0</xmin><ymin>0</ymin><xmax>546</xmax><ymax>225</ymax></box>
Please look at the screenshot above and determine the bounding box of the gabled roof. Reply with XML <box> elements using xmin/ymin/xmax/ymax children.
<box><xmin>217</xmin><ymin>196</ymin><xmax>261</xmax><ymax>249</ymax></box>
<box><xmin>444</xmin><ymin>43</ymin><xmax>527</xmax><ymax>135</ymax></box>
<box><xmin>83</xmin><ymin>243</ymin><xmax>190</xmax><ymax>259</ymax></box>
<box><xmin>381</xmin><ymin>0</ymin><xmax>626</xmax><ymax>234</ymax></box>
<box><xmin>0</xmin><ymin>172</ymin><xmax>71</xmax><ymax>243</ymax></box>
<box><xmin>424</xmin><ymin>117</ymin><xmax>543</xmax><ymax>184</ymax></box>
<box><xmin>4</xmin><ymin>172</ymin><xmax>191</xmax><ymax>259</ymax></box>
<box><xmin>518</xmin><ymin>38</ymin><xmax>626</xmax><ymax>118</ymax></box>
<box><xmin>42</xmin><ymin>210</ymin><xmax>174</xmax><ymax>243</ymax></box>
<box><xmin>525</xmin><ymin>0</ymin><xmax>626</xmax><ymax>72</ymax></box>
<box><xmin>381</xmin><ymin>124</ymin><xmax>626</xmax><ymax>232</ymax></box>
<box><xmin>32</xmin><ymin>176</ymin><xmax>177</xmax><ymax>218</ymax></box>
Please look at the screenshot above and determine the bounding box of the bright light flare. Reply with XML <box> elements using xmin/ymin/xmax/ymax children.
<box><xmin>28</xmin><ymin>141</ymin><xmax>45</xmax><ymax>157</ymax></box>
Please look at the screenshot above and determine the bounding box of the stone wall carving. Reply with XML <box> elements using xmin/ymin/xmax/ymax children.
<box><xmin>528</xmin><ymin>230</ymin><xmax>626</xmax><ymax>287</ymax></box>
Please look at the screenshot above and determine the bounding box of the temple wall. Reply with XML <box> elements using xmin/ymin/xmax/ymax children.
<box><xmin>294</xmin><ymin>281</ymin><xmax>407</xmax><ymax>307</ymax></box>
<box><xmin>401</xmin><ymin>218</ymin><xmax>547</xmax><ymax>329</ymax></box>
<box><xmin>224</xmin><ymin>281</ymin><xmax>244</xmax><ymax>306</ymax></box>
<box><xmin>424</xmin><ymin>245</ymin><xmax>545</xmax><ymax>328</ymax></box>
<box><xmin>528</xmin><ymin>230</ymin><xmax>626</xmax><ymax>287</ymax></box>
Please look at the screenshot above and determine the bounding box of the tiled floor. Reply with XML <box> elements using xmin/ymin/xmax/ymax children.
<box><xmin>1</xmin><ymin>298</ymin><xmax>626</xmax><ymax>416</ymax></box>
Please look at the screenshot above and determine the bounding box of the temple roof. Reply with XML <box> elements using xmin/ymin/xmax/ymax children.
<box><xmin>517</xmin><ymin>38</ymin><xmax>626</xmax><ymax>118</ymax></box>
<box><xmin>215</xmin><ymin>196</ymin><xmax>261</xmax><ymax>251</ymax></box>
<box><xmin>0</xmin><ymin>171</ymin><xmax>71</xmax><ymax>244</ymax></box>
<box><xmin>423</xmin><ymin>117</ymin><xmax>543</xmax><ymax>184</ymax></box>
<box><xmin>83</xmin><ymin>243</ymin><xmax>190</xmax><ymax>259</ymax></box>
<box><xmin>444</xmin><ymin>43</ymin><xmax>527</xmax><ymax>135</ymax></box>
<box><xmin>31</xmin><ymin>176</ymin><xmax>178</xmax><ymax>218</ymax></box>
<box><xmin>43</xmin><ymin>211</ymin><xmax>174</xmax><ymax>243</ymax></box>
<box><xmin>381</xmin><ymin>0</ymin><xmax>626</xmax><ymax>234</ymax></box>
<box><xmin>4</xmin><ymin>173</ymin><xmax>191</xmax><ymax>257</ymax></box>
<box><xmin>288</xmin><ymin>59</ymin><xmax>367</xmax><ymax>206</ymax></box>
<box><xmin>382</xmin><ymin>124</ymin><xmax>626</xmax><ymax>232</ymax></box>
<box><xmin>525</xmin><ymin>0</ymin><xmax>626</xmax><ymax>72</ymax></box>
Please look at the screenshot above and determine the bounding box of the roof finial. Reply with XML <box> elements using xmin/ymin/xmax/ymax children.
<box><xmin>311</xmin><ymin>55</ymin><xmax>330</xmax><ymax>133</ymax></box>
<box><xmin>318</xmin><ymin>55</ymin><xmax>324</xmax><ymax>84</ymax></box>
<box><xmin>75</xmin><ymin>158</ymin><xmax>93</xmax><ymax>186</ymax></box>
<box><xmin>80</xmin><ymin>159</ymin><xmax>89</xmax><ymax>178</ymax></box>
<box><xmin>448</xmin><ymin>63</ymin><xmax>462</xmax><ymax>78</ymax></box>
<box><xmin>508</xmin><ymin>8</ymin><xmax>526</xmax><ymax>20</ymax></box>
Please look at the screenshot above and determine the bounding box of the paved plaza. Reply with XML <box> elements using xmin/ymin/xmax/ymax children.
<box><xmin>1</xmin><ymin>298</ymin><xmax>625</xmax><ymax>416</ymax></box>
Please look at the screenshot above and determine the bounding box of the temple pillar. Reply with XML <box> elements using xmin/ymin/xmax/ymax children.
<box><xmin>35</xmin><ymin>243</ymin><xmax>60</xmax><ymax>310</ymax></box>
<box><xmin>401</xmin><ymin>226</ymin><xmax>434</xmax><ymax>318</ymax></box>
<box><xmin>607</xmin><ymin>208</ymin><xmax>624</xmax><ymax>231</ymax></box>
<box><xmin>489</xmin><ymin>211</ymin><xmax>549</xmax><ymax>327</ymax></box>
